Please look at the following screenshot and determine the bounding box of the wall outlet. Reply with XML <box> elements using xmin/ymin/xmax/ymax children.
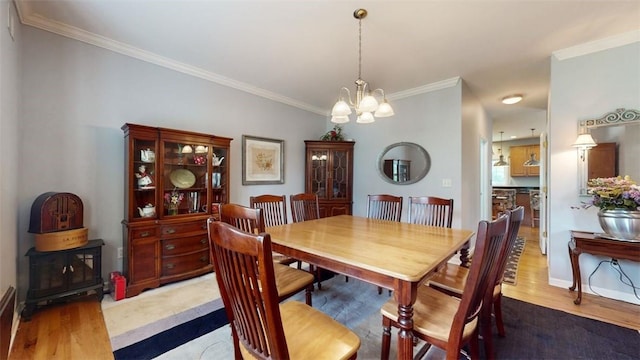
<box><xmin>117</xmin><ymin>247</ymin><xmax>123</xmax><ymax>258</ymax></box>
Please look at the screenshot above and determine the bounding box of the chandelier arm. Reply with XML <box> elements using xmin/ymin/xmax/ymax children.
<box><xmin>340</xmin><ymin>87</ymin><xmax>355</xmax><ymax>107</ymax></box>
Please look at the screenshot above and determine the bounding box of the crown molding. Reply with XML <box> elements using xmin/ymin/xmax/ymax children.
<box><xmin>388</xmin><ymin>77</ymin><xmax>461</xmax><ymax>100</ymax></box>
<box><xmin>553</xmin><ymin>30</ymin><xmax>640</xmax><ymax>61</ymax></box>
<box><xmin>18</xmin><ymin>10</ymin><xmax>327</xmax><ymax>116</ymax></box>
<box><xmin>16</xmin><ymin>2</ymin><xmax>460</xmax><ymax>117</ymax></box>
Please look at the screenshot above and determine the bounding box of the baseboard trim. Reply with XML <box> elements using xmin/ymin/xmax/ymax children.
<box><xmin>1</xmin><ymin>287</ymin><xmax>16</xmax><ymax>360</ymax></box>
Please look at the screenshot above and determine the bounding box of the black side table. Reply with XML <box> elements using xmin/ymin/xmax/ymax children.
<box><xmin>22</xmin><ymin>239</ymin><xmax>104</xmax><ymax>320</ymax></box>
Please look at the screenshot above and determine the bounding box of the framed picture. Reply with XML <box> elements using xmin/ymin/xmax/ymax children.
<box><xmin>242</xmin><ymin>135</ymin><xmax>284</xmax><ymax>185</ymax></box>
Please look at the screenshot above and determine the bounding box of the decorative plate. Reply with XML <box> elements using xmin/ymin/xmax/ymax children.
<box><xmin>169</xmin><ymin>169</ymin><xmax>196</xmax><ymax>189</ymax></box>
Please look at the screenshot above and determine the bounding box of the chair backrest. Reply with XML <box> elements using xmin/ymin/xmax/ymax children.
<box><xmin>408</xmin><ymin>196</ymin><xmax>454</xmax><ymax>228</ymax></box>
<box><xmin>290</xmin><ymin>193</ymin><xmax>320</xmax><ymax>223</ymax></box>
<box><xmin>250</xmin><ymin>194</ymin><xmax>288</xmax><ymax>228</ymax></box>
<box><xmin>494</xmin><ymin>206</ymin><xmax>525</xmax><ymax>287</ymax></box>
<box><xmin>367</xmin><ymin>194</ymin><xmax>403</xmax><ymax>222</ymax></box>
<box><xmin>529</xmin><ymin>190</ymin><xmax>541</xmax><ymax>210</ymax></box>
<box><xmin>207</xmin><ymin>220</ymin><xmax>289</xmax><ymax>359</ymax></box>
<box><xmin>450</xmin><ymin>213</ymin><xmax>509</xmax><ymax>342</ymax></box>
<box><xmin>220</xmin><ymin>203</ymin><xmax>265</xmax><ymax>233</ymax></box>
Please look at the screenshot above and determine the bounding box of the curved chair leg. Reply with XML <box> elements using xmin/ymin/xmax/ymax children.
<box><xmin>381</xmin><ymin>316</ymin><xmax>392</xmax><ymax>360</ymax></box>
<box><xmin>494</xmin><ymin>293</ymin><xmax>506</xmax><ymax>337</ymax></box>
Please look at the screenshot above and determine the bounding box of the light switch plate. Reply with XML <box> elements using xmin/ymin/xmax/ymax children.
<box><xmin>442</xmin><ymin>179</ymin><xmax>452</xmax><ymax>187</ymax></box>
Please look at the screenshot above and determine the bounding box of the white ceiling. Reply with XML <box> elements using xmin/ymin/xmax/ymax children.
<box><xmin>15</xmin><ymin>1</ymin><xmax>640</xmax><ymax>141</ymax></box>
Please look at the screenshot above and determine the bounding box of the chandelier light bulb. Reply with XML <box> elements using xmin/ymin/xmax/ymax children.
<box><xmin>374</xmin><ymin>100</ymin><xmax>394</xmax><ymax>117</ymax></box>
<box><xmin>356</xmin><ymin>112</ymin><xmax>375</xmax><ymax>124</ymax></box>
<box><xmin>358</xmin><ymin>95</ymin><xmax>379</xmax><ymax>113</ymax></box>
<box><xmin>331</xmin><ymin>100</ymin><xmax>352</xmax><ymax>116</ymax></box>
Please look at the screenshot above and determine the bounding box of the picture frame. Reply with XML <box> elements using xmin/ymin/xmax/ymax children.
<box><xmin>242</xmin><ymin>135</ymin><xmax>285</xmax><ymax>185</ymax></box>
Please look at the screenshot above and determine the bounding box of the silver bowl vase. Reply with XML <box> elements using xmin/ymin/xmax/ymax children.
<box><xmin>597</xmin><ymin>209</ymin><xmax>640</xmax><ymax>240</ymax></box>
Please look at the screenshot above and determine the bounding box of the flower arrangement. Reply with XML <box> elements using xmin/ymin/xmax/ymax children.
<box><xmin>587</xmin><ymin>176</ymin><xmax>640</xmax><ymax>211</ymax></box>
<box><xmin>164</xmin><ymin>189</ymin><xmax>184</xmax><ymax>214</ymax></box>
<box><xmin>320</xmin><ymin>125</ymin><xmax>345</xmax><ymax>141</ymax></box>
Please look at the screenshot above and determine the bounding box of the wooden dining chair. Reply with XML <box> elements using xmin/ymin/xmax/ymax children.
<box><xmin>529</xmin><ymin>190</ymin><xmax>541</xmax><ymax>227</ymax></box>
<box><xmin>208</xmin><ymin>220</ymin><xmax>360</xmax><ymax>360</ymax></box>
<box><xmin>408</xmin><ymin>196</ymin><xmax>454</xmax><ymax>227</ymax></box>
<box><xmin>249</xmin><ymin>194</ymin><xmax>301</xmax><ymax>268</ymax></box>
<box><xmin>427</xmin><ymin>206</ymin><xmax>525</xmax><ymax>359</ymax></box>
<box><xmin>289</xmin><ymin>193</ymin><xmax>327</xmax><ymax>289</ymax></box>
<box><xmin>219</xmin><ymin>203</ymin><xmax>314</xmax><ymax>306</ymax></box>
<box><xmin>367</xmin><ymin>194</ymin><xmax>403</xmax><ymax>221</ymax></box>
<box><xmin>290</xmin><ymin>193</ymin><xmax>321</xmax><ymax>223</ymax></box>
<box><xmin>380</xmin><ymin>213</ymin><xmax>510</xmax><ymax>360</ymax></box>
<box><xmin>366</xmin><ymin>194</ymin><xmax>403</xmax><ymax>294</ymax></box>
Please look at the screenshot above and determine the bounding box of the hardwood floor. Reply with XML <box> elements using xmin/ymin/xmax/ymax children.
<box><xmin>8</xmin><ymin>225</ymin><xmax>640</xmax><ymax>359</ymax></box>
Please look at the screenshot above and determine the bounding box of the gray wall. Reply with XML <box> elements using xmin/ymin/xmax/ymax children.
<box><xmin>17</xmin><ymin>26</ymin><xmax>326</xmax><ymax>300</ymax></box>
<box><xmin>548</xmin><ymin>40</ymin><xmax>640</xmax><ymax>304</ymax></box>
<box><xmin>0</xmin><ymin>0</ymin><xmax>20</xmax><ymax>303</ymax></box>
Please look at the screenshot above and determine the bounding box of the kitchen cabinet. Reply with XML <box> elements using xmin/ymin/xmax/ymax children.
<box><xmin>588</xmin><ymin>142</ymin><xmax>617</xmax><ymax>180</ymax></box>
<box><xmin>510</xmin><ymin>145</ymin><xmax>540</xmax><ymax>177</ymax></box>
<box><xmin>304</xmin><ymin>140</ymin><xmax>355</xmax><ymax>218</ymax></box>
<box><xmin>121</xmin><ymin>124</ymin><xmax>232</xmax><ymax>297</ymax></box>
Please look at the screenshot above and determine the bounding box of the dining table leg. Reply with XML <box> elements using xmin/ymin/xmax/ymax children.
<box><xmin>395</xmin><ymin>282</ymin><xmax>418</xmax><ymax>360</ymax></box>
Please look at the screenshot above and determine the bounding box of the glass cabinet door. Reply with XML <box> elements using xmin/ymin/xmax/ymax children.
<box><xmin>162</xmin><ymin>141</ymin><xmax>210</xmax><ymax>217</ymax></box>
<box><xmin>310</xmin><ymin>150</ymin><xmax>329</xmax><ymax>198</ymax></box>
<box><xmin>211</xmin><ymin>146</ymin><xmax>228</xmax><ymax>205</ymax></box>
<box><xmin>331</xmin><ymin>149</ymin><xmax>350</xmax><ymax>200</ymax></box>
<box><xmin>132</xmin><ymin>138</ymin><xmax>158</xmax><ymax>219</ymax></box>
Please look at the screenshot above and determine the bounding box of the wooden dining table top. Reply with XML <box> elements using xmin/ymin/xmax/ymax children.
<box><xmin>267</xmin><ymin>215</ymin><xmax>475</xmax><ymax>282</ymax></box>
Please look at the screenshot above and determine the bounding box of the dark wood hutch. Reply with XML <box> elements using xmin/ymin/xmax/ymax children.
<box><xmin>304</xmin><ymin>140</ymin><xmax>354</xmax><ymax>217</ymax></box>
<box><xmin>121</xmin><ymin>124</ymin><xmax>231</xmax><ymax>297</ymax></box>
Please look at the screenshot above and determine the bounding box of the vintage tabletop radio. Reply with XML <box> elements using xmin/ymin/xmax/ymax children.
<box><xmin>28</xmin><ymin>192</ymin><xmax>88</xmax><ymax>251</ymax></box>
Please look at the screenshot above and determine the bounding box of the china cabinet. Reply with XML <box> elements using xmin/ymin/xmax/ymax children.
<box><xmin>304</xmin><ymin>140</ymin><xmax>355</xmax><ymax>217</ymax></box>
<box><xmin>121</xmin><ymin>124</ymin><xmax>232</xmax><ymax>297</ymax></box>
<box><xmin>510</xmin><ymin>144</ymin><xmax>540</xmax><ymax>177</ymax></box>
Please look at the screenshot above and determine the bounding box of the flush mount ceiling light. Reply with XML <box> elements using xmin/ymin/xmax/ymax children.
<box><xmin>501</xmin><ymin>94</ymin><xmax>523</xmax><ymax>105</ymax></box>
<box><xmin>523</xmin><ymin>128</ymin><xmax>540</xmax><ymax>167</ymax></box>
<box><xmin>331</xmin><ymin>9</ymin><xmax>394</xmax><ymax>124</ymax></box>
<box><xmin>494</xmin><ymin>131</ymin><xmax>508</xmax><ymax>166</ymax></box>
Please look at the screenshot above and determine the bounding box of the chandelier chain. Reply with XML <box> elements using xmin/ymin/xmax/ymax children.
<box><xmin>358</xmin><ymin>17</ymin><xmax>362</xmax><ymax>80</ymax></box>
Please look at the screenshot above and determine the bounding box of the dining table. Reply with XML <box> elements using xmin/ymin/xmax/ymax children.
<box><xmin>267</xmin><ymin>214</ymin><xmax>475</xmax><ymax>360</ymax></box>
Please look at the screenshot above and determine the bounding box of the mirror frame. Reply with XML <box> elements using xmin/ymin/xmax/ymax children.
<box><xmin>377</xmin><ymin>142</ymin><xmax>431</xmax><ymax>185</ymax></box>
<box><xmin>577</xmin><ymin>108</ymin><xmax>640</xmax><ymax>195</ymax></box>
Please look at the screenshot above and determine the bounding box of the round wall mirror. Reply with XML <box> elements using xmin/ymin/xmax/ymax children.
<box><xmin>377</xmin><ymin>142</ymin><xmax>431</xmax><ymax>185</ymax></box>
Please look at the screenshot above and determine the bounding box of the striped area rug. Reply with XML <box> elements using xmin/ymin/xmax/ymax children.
<box><xmin>503</xmin><ymin>237</ymin><xmax>525</xmax><ymax>285</ymax></box>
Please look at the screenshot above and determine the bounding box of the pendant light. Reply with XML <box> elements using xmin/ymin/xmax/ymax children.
<box><xmin>523</xmin><ymin>129</ymin><xmax>540</xmax><ymax>167</ymax></box>
<box><xmin>331</xmin><ymin>9</ymin><xmax>394</xmax><ymax>124</ymax></box>
<box><xmin>494</xmin><ymin>131</ymin><xmax>508</xmax><ymax>166</ymax></box>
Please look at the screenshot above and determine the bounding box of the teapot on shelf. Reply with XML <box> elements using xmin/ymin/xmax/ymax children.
<box><xmin>138</xmin><ymin>203</ymin><xmax>156</xmax><ymax>218</ymax></box>
<box><xmin>212</xmin><ymin>154</ymin><xmax>224</xmax><ymax>166</ymax></box>
<box><xmin>140</xmin><ymin>149</ymin><xmax>155</xmax><ymax>163</ymax></box>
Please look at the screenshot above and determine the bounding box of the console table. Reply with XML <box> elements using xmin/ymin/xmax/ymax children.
<box><xmin>568</xmin><ymin>231</ymin><xmax>640</xmax><ymax>305</ymax></box>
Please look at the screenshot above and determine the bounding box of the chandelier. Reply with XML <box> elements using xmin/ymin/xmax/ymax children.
<box><xmin>331</xmin><ymin>9</ymin><xmax>394</xmax><ymax>124</ymax></box>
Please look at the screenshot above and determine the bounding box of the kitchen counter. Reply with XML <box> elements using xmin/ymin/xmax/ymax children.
<box><xmin>492</xmin><ymin>186</ymin><xmax>540</xmax><ymax>227</ymax></box>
